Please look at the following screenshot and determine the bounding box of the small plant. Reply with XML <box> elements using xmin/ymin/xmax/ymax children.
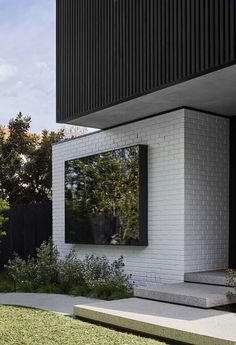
<box><xmin>6</xmin><ymin>254</ymin><xmax>37</xmax><ymax>290</ymax></box>
<box><xmin>58</xmin><ymin>249</ymin><xmax>84</xmax><ymax>292</ymax></box>
<box><xmin>82</xmin><ymin>254</ymin><xmax>133</xmax><ymax>299</ymax></box>
<box><xmin>6</xmin><ymin>239</ymin><xmax>59</xmax><ymax>290</ymax></box>
<box><xmin>35</xmin><ymin>239</ymin><xmax>59</xmax><ymax>286</ymax></box>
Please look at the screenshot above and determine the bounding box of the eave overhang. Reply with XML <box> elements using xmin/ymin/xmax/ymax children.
<box><xmin>66</xmin><ymin>64</ymin><xmax>236</xmax><ymax>129</ymax></box>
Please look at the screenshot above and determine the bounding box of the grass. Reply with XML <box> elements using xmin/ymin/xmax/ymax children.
<box><xmin>0</xmin><ymin>305</ymin><xmax>168</xmax><ymax>345</ymax></box>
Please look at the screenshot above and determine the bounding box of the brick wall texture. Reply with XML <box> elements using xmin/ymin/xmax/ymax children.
<box><xmin>52</xmin><ymin>108</ymin><xmax>229</xmax><ymax>285</ymax></box>
<box><xmin>184</xmin><ymin>109</ymin><xmax>229</xmax><ymax>272</ymax></box>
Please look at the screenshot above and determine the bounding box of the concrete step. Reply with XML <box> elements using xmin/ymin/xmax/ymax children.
<box><xmin>74</xmin><ymin>297</ymin><xmax>236</xmax><ymax>345</ymax></box>
<box><xmin>134</xmin><ymin>282</ymin><xmax>236</xmax><ymax>308</ymax></box>
<box><xmin>184</xmin><ymin>270</ymin><xmax>229</xmax><ymax>287</ymax></box>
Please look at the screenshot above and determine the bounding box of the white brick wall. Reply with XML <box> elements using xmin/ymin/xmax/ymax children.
<box><xmin>184</xmin><ymin>109</ymin><xmax>229</xmax><ymax>272</ymax></box>
<box><xmin>52</xmin><ymin>108</ymin><xmax>230</xmax><ymax>284</ymax></box>
<box><xmin>52</xmin><ymin>109</ymin><xmax>185</xmax><ymax>284</ymax></box>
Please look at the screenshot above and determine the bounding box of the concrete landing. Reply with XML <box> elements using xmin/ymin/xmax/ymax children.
<box><xmin>134</xmin><ymin>282</ymin><xmax>236</xmax><ymax>308</ymax></box>
<box><xmin>185</xmin><ymin>270</ymin><xmax>229</xmax><ymax>286</ymax></box>
<box><xmin>74</xmin><ymin>297</ymin><xmax>236</xmax><ymax>345</ymax></box>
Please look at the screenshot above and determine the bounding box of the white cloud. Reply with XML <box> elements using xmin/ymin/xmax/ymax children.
<box><xmin>0</xmin><ymin>1</ymin><xmax>56</xmax><ymax>132</ymax></box>
<box><xmin>0</xmin><ymin>80</ymin><xmax>23</xmax><ymax>97</ymax></box>
<box><xmin>0</xmin><ymin>62</ymin><xmax>17</xmax><ymax>82</ymax></box>
<box><xmin>35</xmin><ymin>61</ymin><xmax>50</xmax><ymax>71</ymax></box>
<box><xmin>0</xmin><ymin>1</ymin><xmax>91</xmax><ymax>134</ymax></box>
<box><xmin>16</xmin><ymin>80</ymin><xmax>23</xmax><ymax>88</ymax></box>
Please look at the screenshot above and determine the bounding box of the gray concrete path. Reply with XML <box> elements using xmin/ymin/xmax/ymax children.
<box><xmin>0</xmin><ymin>293</ymin><xmax>98</xmax><ymax>315</ymax></box>
<box><xmin>74</xmin><ymin>297</ymin><xmax>236</xmax><ymax>345</ymax></box>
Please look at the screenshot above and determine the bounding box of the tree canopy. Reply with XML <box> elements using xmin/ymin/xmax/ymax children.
<box><xmin>0</xmin><ymin>198</ymin><xmax>9</xmax><ymax>239</ymax></box>
<box><xmin>0</xmin><ymin>113</ymin><xmax>64</xmax><ymax>204</ymax></box>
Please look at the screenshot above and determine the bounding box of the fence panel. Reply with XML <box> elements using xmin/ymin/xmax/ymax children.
<box><xmin>0</xmin><ymin>202</ymin><xmax>52</xmax><ymax>269</ymax></box>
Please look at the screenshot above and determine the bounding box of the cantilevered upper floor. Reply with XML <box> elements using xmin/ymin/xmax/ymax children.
<box><xmin>56</xmin><ymin>0</ymin><xmax>236</xmax><ymax>128</ymax></box>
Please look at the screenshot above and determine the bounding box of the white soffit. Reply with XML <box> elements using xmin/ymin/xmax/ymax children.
<box><xmin>70</xmin><ymin>64</ymin><xmax>236</xmax><ymax>129</ymax></box>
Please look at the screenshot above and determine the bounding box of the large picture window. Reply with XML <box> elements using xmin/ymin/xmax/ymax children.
<box><xmin>65</xmin><ymin>145</ymin><xmax>147</xmax><ymax>245</ymax></box>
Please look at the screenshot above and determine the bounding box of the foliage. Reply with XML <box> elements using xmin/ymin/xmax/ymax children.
<box><xmin>65</xmin><ymin>146</ymin><xmax>139</xmax><ymax>244</ymax></box>
<box><xmin>34</xmin><ymin>239</ymin><xmax>59</xmax><ymax>286</ymax></box>
<box><xmin>6</xmin><ymin>240</ymin><xmax>58</xmax><ymax>290</ymax></box>
<box><xmin>82</xmin><ymin>254</ymin><xmax>133</xmax><ymax>299</ymax></box>
<box><xmin>0</xmin><ymin>271</ymin><xmax>14</xmax><ymax>293</ymax></box>
<box><xmin>6</xmin><ymin>255</ymin><xmax>37</xmax><ymax>290</ymax></box>
<box><xmin>5</xmin><ymin>241</ymin><xmax>133</xmax><ymax>299</ymax></box>
<box><xmin>35</xmin><ymin>284</ymin><xmax>63</xmax><ymax>294</ymax></box>
<box><xmin>0</xmin><ymin>112</ymin><xmax>64</xmax><ymax>204</ymax></box>
<box><xmin>0</xmin><ymin>306</ymin><xmax>166</xmax><ymax>345</ymax></box>
<box><xmin>57</xmin><ymin>249</ymin><xmax>84</xmax><ymax>292</ymax></box>
<box><xmin>226</xmin><ymin>269</ymin><xmax>236</xmax><ymax>288</ymax></box>
<box><xmin>62</xmin><ymin>125</ymin><xmax>88</xmax><ymax>139</ymax></box>
<box><xmin>0</xmin><ymin>198</ymin><xmax>9</xmax><ymax>239</ymax></box>
<box><xmin>22</xmin><ymin>129</ymin><xmax>64</xmax><ymax>202</ymax></box>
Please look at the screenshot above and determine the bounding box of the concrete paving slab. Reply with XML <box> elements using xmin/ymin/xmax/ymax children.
<box><xmin>0</xmin><ymin>293</ymin><xmax>98</xmax><ymax>315</ymax></box>
<box><xmin>185</xmin><ymin>271</ymin><xmax>229</xmax><ymax>286</ymax></box>
<box><xmin>74</xmin><ymin>297</ymin><xmax>236</xmax><ymax>345</ymax></box>
<box><xmin>134</xmin><ymin>282</ymin><xmax>236</xmax><ymax>308</ymax></box>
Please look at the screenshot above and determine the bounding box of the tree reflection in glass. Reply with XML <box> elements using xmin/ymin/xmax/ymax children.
<box><xmin>65</xmin><ymin>146</ymin><xmax>141</xmax><ymax>245</ymax></box>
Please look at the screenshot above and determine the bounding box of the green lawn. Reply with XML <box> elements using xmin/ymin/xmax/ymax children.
<box><xmin>0</xmin><ymin>306</ymin><xmax>167</xmax><ymax>345</ymax></box>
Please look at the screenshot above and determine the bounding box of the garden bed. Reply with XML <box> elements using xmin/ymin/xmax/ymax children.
<box><xmin>0</xmin><ymin>240</ymin><xmax>133</xmax><ymax>300</ymax></box>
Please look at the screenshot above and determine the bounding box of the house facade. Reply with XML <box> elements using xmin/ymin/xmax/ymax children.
<box><xmin>53</xmin><ymin>0</ymin><xmax>236</xmax><ymax>284</ymax></box>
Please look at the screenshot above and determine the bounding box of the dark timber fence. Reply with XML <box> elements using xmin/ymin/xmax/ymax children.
<box><xmin>0</xmin><ymin>202</ymin><xmax>52</xmax><ymax>269</ymax></box>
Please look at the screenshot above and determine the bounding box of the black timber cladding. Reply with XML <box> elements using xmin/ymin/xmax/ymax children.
<box><xmin>230</xmin><ymin>117</ymin><xmax>236</xmax><ymax>268</ymax></box>
<box><xmin>56</xmin><ymin>0</ymin><xmax>236</xmax><ymax>124</ymax></box>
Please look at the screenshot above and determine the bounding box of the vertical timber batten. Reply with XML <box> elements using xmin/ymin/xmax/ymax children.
<box><xmin>56</xmin><ymin>0</ymin><xmax>236</xmax><ymax>124</ymax></box>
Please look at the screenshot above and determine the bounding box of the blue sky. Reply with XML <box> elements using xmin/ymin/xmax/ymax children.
<box><xmin>0</xmin><ymin>0</ymin><xmax>66</xmax><ymax>133</ymax></box>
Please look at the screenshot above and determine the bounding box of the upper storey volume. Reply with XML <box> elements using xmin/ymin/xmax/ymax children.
<box><xmin>56</xmin><ymin>0</ymin><xmax>236</xmax><ymax>128</ymax></box>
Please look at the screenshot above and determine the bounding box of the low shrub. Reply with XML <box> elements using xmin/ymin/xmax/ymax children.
<box><xmin>68</xmin><ymin>284</ymin><xmax>88</xmax><ymax>297</ymax></box>
<box><xmin>0</xmin><ymin>271</ymin><xmax>14</xmax><ymax>293</ymax></box>
<box><xmin>58</xmin><ymin>250</ymin><xmax>84</xmax><ymax>292</ymax></box>
<box><xmin>6</xmin><ymin>239</ymin><xmax>59</xmax><ymax>290</ymax></box>
<box><xmin>82</xmin><ymin>254</ymin><xmax>133</xmax><ymax>299</ymax></box>
<box><xmin>7</xmin><ymin>255</ymin><xmax>37</xmax><ymax>290</ymax></box>
<box><xmin>5</xmin><ymin>240</ymin><xmax>133</xmax><ymax>300</ymax></box>
<box><xmin>35</xmin><ymin>240</ymin><xmax>59</xmax><ymax>286</ymax></box>
<box><xmin>36</xmin><ymin>284</ymin><xmax>63</xmax><ymax>294</ymax></box>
